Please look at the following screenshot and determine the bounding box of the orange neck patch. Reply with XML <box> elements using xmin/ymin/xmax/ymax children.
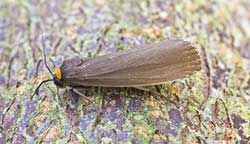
<box><xmin>55</xmin><ymin>67</ymin><xmax>62</xmax><ymax>80</ymax></box>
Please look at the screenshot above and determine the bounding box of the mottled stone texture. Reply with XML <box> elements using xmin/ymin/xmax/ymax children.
<box><xmin>0</xmin><ymin>0</ymin><xmax>250</xmax><ymax>143</ymax></box>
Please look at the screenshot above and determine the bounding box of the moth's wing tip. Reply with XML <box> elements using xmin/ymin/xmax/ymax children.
<box><xmin>183</xmin><ymin>44</ymin><xmax>202</xmax><ymax>73</ymax></box>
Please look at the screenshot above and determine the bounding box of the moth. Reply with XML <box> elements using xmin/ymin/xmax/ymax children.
<box><xmin>33</xmin><ymin>40</ymin><xmax>201</xmax><ymax>100</ymax></box>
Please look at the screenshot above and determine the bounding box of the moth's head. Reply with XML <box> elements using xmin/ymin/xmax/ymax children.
<box><xmin>32</xmin><ymin>66</ymin><xmax>65</xmax><ymax>98</ymax></box>
<box><xmin>53</xmin><ymin>67</ymin><xmax>65</xmax><ymax>88</ymax></box>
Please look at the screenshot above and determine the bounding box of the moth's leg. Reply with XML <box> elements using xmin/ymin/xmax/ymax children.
<box><xmin>133</xmin><ymin>86</ymin><xmax>162</xmax><ymax>96</ymax></box>
<box><xmin>134</xmin><ymin>85</ymin><xmax>163</xmax><ymax>95</ymax></box>
<box><xmin>69</xmin><ymin>88</ymin><xmax>97</xmax><ymax>110</ymax></box>
<box><xmin>92</xmin><ymin>87</ymin><xmax>105</xmax><ymax>129</ymax></box>
<box><xmin>71</xmin><ymin>88</ymin><xmax>94</xmax><ymax>104</ymax></box>
<box><xmin>56</xmin><ymin>87</ymin><xmax>63</xmax><ymax>106</ymax></box>
<box><xmin>100</xmin><ymin>87</ymin><xmax>106</xmax><ymax>110</ymax></box>
<box><xmin>68</xmin><ymin>88</ymin><xmax>79</xmax><ymax>108</ymax></box>
<box><xmin>155</xmin><ymin>85</ymin><xmax>162</xmax><ymax>94</ymax></box>
<box><xmin>133</xmin><ymin>86</ymin><xmax>175</xmax><ymax>104</ymax></box>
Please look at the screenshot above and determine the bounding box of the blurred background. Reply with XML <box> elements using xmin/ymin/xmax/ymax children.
<box><xmin>0</xmin><ymin>0</ymin><xmax>250</xmax><ymax>143</ymax></box>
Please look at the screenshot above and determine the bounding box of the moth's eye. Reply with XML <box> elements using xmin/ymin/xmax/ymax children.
<box><xmin>55</xmin><ymin>67</ymin><xmax>62</xmax><ymax>80</ymax></box>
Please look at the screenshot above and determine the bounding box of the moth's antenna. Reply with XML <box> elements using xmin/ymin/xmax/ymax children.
<box><xmin>30</xmin><ymin>33</ymin><xmax>55</xmax><ymax>99</ymax></box>
<box><xmin>42</xmin><ymin>34</ymin><xmax>54</xmax><ymax>77</ymax></box>
<box><xmin>31</xmin><ymin>79</ymin><xmax>53</xmax><ymax>99</ymax></box>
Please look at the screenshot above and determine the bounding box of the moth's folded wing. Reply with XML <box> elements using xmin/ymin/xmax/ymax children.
<box><xmin>63</xmin><ymin>40</ymin><xmax>201</xmax><ymax>87</ymax></box>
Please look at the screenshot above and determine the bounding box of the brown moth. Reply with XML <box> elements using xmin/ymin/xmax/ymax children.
<box><xmin>33</xmin><ymin>40</ymin><xmax>201</xmax><ymax>97</ymax></box>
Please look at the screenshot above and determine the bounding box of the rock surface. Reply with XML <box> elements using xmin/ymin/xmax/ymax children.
<box><xmin>0</xmin><ymin>0</ymin><xmax>250</xmax><ymax>143</ymax></box>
